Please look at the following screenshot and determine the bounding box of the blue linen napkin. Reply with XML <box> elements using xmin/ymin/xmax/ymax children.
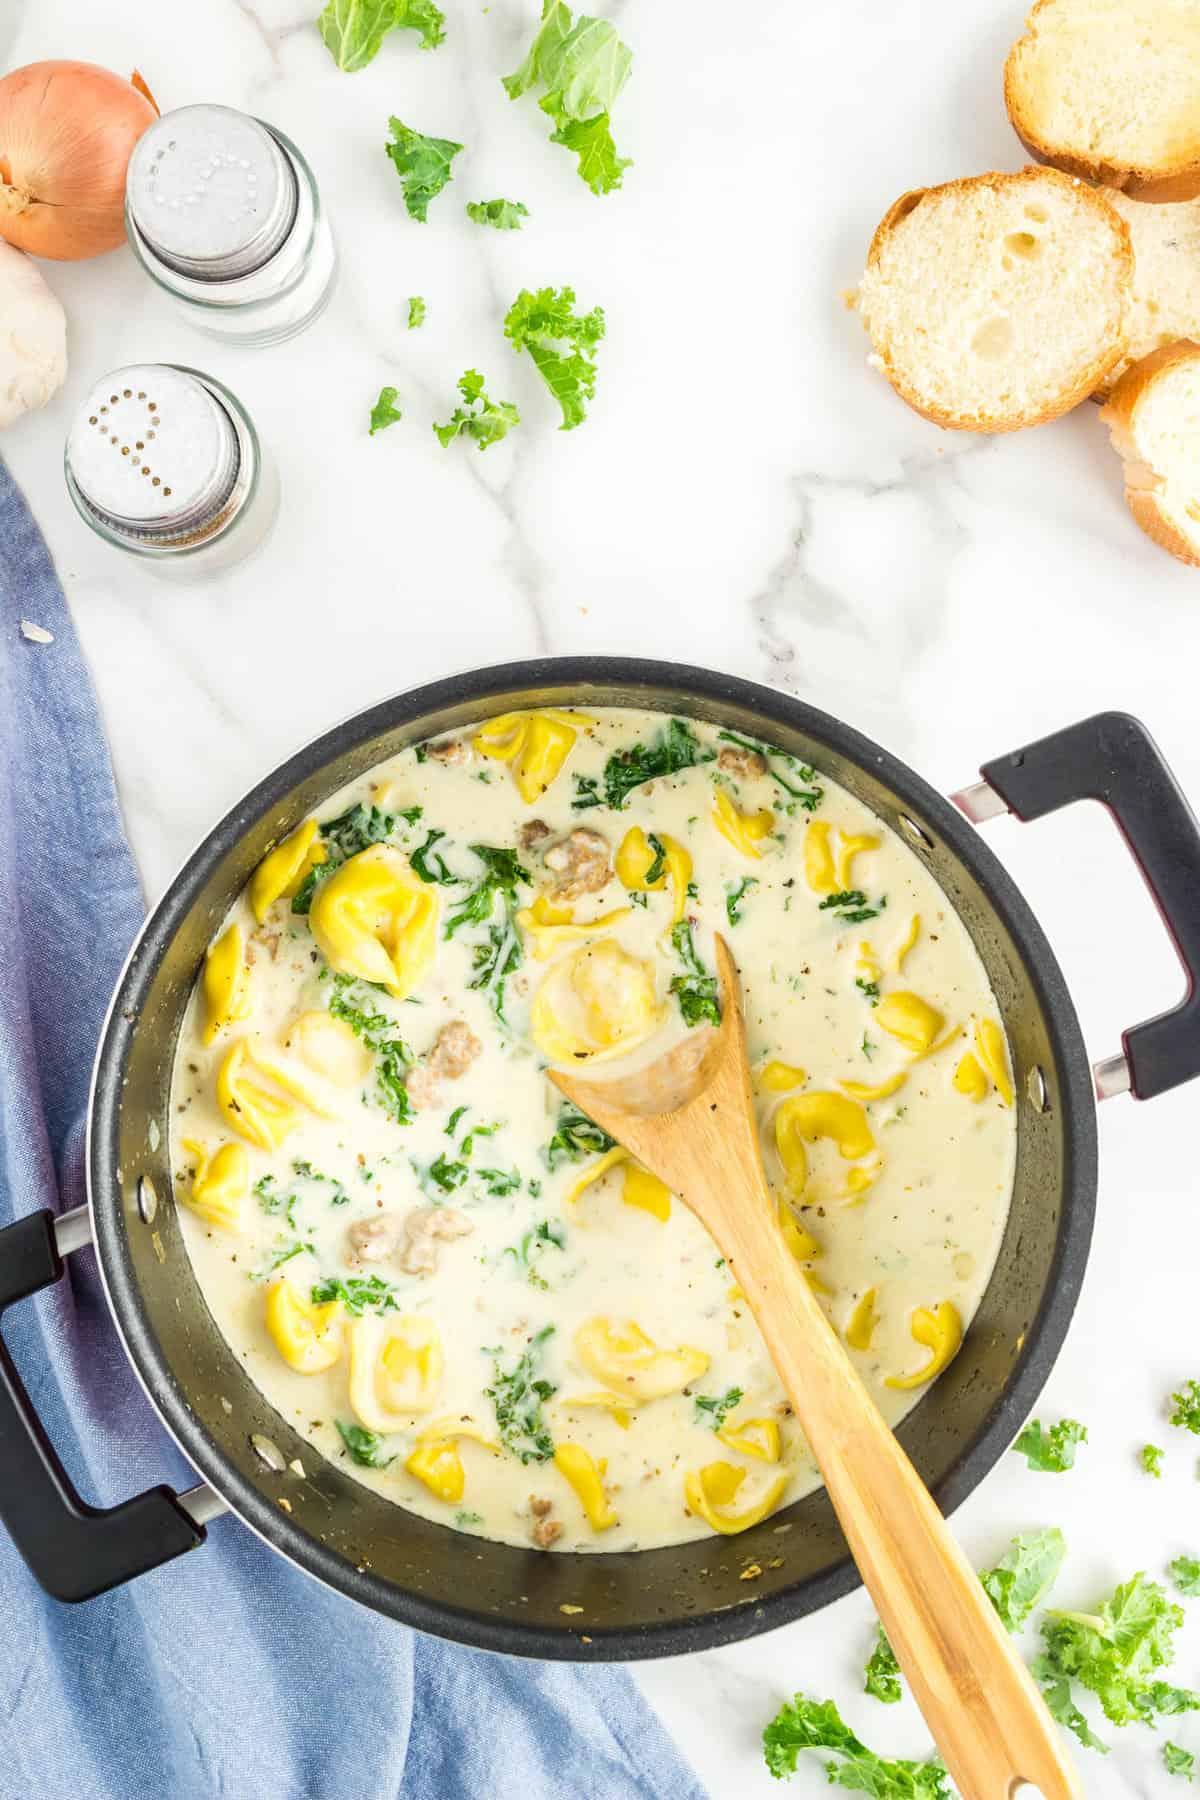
<box><xmin>0</xmin><ymin>459</ymin><xmax>707</xmax><ymax>1800</ymax></box>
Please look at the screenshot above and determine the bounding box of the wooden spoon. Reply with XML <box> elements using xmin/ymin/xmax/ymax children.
<box><xmin>551</xmin><ymin>935</ymin><xmax>1081</xmax><ymax>1800</ymax></box>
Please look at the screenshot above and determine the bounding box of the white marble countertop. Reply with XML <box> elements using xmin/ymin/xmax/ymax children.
<box><xmin>5</xmin><ymin>0</ymin><xmax>1200</xmax><ymax>1792</ymax></box>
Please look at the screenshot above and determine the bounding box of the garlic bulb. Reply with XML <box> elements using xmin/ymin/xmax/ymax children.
<box><xmin>0</xmin><ymin>241</ymin><xmax>66</xmax><ymax>428</ymax></box>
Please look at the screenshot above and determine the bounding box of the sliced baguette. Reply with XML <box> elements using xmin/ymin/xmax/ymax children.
<box><xmin>1005</xmin><ymin>0</ymin><xmax>1200</xmax><ymax>188</ymax></box>
<box><xmin>1096</xmin><ymin>190</ymin><xmax>1200</xmax><ymax>397</ymax></box>
<box><xmin>1101</xmin><ymin>339</ymin><xmax>1200</xmax><ymax>564</ymax></box>
<box><xmin>858</xmin><ymin>167</ymin><xmax>1131</xmax><ymax>431</ymax></box>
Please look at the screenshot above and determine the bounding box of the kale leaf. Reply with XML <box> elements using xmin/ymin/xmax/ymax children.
<box><xmin>311</xmin><ymin>1274</ymin><xmax>400</xmax><ymax>1316</ymax></box>
<box><xmin>319</xmin><ymin>0</ymin><xmax>445</xmax><ymax>70</ymax></box>
<box><xmin>693</xmin><ymin>1386</ymin><xmax>743</xmax><ymax>1431</ymax></box>
<box><xmin>762</xmin><ymin>1694</ymin><xmax>950</xmax><ymax>1794</ymax></box>
<box><xmin>726</xmin><ymin>876</ymin><xmax>757</xmax><ymax>927</ymax></box>
<box><xmin>385</xmin><ymin>116</ymin><xmax>464</xmax><ymax>221</ymax></box>
<box><xmin>1171</xmin><ymin>1380</ymin><xmax>1200</xmax><ymax>1434</ymax></box>
<box><xmin>504</xmin><ymin>1219</ymin><xmax>566</xmax><ymax>1289</ymax></box>
<box><xmin>544</xmin><ymin>1100</ymin><xmax>615</xmax><ymax>1168</ymax></box>
<box><xmin>485</xmin><ymin>1325</ymin><xmax>556</xmax><ymax>1462</ymax></box>
<box><xmin>575</xmin><ymin>717</ymin><xmax>713</xmax><ymax>811</ymax></box>
<box><xmin>369</xmin><ymin>384</ymin><xmax>403</xmax><ymax>435</ymax></box>
<box><xmin>1034</xmin><ymin>1572</ymin><xmax>1200</xmax><ymax>1752</ymax></box>
<box><xmin>1172</xmin><ymin>1557</ymin><xmax>1200</xmax><ymax>1598</ymax></box>
<box><xmin>328</xmin><ymin>974</ymin><xmax>415</xmax><ymax>1124</ymax></box>
<box><xmin>979</xmin><ymin>1527</ymin><xmax>1068</xmax><ymax>1633</ymax></box>
<box><xmin>408</xmin><ymin>295</ymin><xmax>427</xmax><ymax>329</ymax></box>
<box><xmin>864</xmin><ymin>1629</ymin><xmax>903</xmax><ymax>1705</ymax></box>
<box><xmin>466</xmin><ymin>198</ymin><xmax>529</xmax><ymax>229</ymax></box>
<box><xmin>336</xmin><ymin>1420</ymin><xmax>396</xmax><ymax>1467</ymax></box>
<box><xmin>433</xmin><ymin>370</ymin><xmax>520</xmax><ymax>450</ymax></box>
<box><xmin>502</xmin><ymin>0</ymin><xmax>632</xmax><ymax>195</ymax></box>
<box><xmin>504</xmin><ymin>285</ymin><xmax>606</xmax><ymax>430</ymax></box>
<box><xmin>669</xmin><ymin>920</ymin><xmax>720</xmax><ymax>1028</ymax></box>
<box><xmin>1013</xmin><ymin>1417</ymin><xmax>1088</xmax><ymax>1473</ymax></box>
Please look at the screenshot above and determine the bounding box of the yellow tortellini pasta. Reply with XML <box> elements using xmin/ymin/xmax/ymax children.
<box><xmin>845</xmin><ymin>1286</ymin><xmax>880</xmax><ymax>1352</ymax></box>
<box><xmin>532</xmin><ymin>940</ymin><xmax>661</xmax><ymax>1064</ymax></box>
<box><xmin>405</xmin><ymin>1418</ymin><xmax>500</xmax><ymax>1503</ymax></box>
<box><xmin>515</xmin><ymin>893</ymin><xmax>631</xmax><ymax>959</ymax></box>
<box><xmin>717</xmin><ymin>1416</ymin><xmax>782</xmax><ymax>1463</ymax></box>
<box><xmin>803</xmin><ymin>822</ymin><xmax>879</xmax><ymax>896</ymax></box>
<box><xmin>622</xmin><ymin>1162</ymin><xmax>672</xmax><ymax>1222</ymax></box>
<box><xmin>202</xmin><ymin>922</ymin><xmax>252</xmax><ymax>1047</ymax></box>
<box><xmin>265</xmin><ymin>1280</ymin><xmax>343</xmax><ymax>1374</ymax></box>
<box><xmin>405</xmin><ymin>1438</ymin><xmax>465</xmax><ymax>1503</ymax></box>
<box><xmin>875</xmin><ymin>990</ymin><xmax>946</xmax><ymax>1057</ymax></box>
<box><xmin>181</xmin><ymin>1139</ymin><xmax>248</xmax><ymax>1233</ymax></box>
<box><xmin>839</xmin><ymin>1071</ymin><xmax>907</xmax><ymax>1103</ymax></box>
<box><xmin>774</xmin><ymin>1092</ymin><xmax>877</xmax><ymax>1200</ymax></box>
<box><xmin>615</xmin><ymin>826</ymin><xmax>692</xmax><ymax>923</ymax></box>
<box><xmin>566</xmin><ymin>1146</ymin><xmax>672</xmax><ymax>1224</ymax></box>
<box><xmin>575</xmin><ymin>1318</ymin><xmax>708</xmax><ymax>1402</ymax></box>
<box><xmin>973</xmin><ymin>1018</ymin><xmax>1014</xmax><ymax>1106</ymax></box>
<box><xmin>711</xmin><ymin>787</ymin><xmax>774</xmax><ymax>859</ymax></box>
<box><xmin>776</xmin><ymin>1198</ymin><xmax>821</xmax><ymax>1266</ymax></box>
<box><xmin>554</xmin><ymin>1442</ymin><xmax>618</xmax><ymax>1531</ymax></box>
<box><xmin>285</xmin><ymin>1011</ymin><xmax>373</xmax><ymax>1087</ymax></box>
<box><xmin>804</xmin><ymin>820</ymin><xmax>837</xmax><ymax>894</ymax></box>
<box><xmin>894</xmin><ymin>913</ymin><xmax>921</xmax><ymax>971</ymax></box>
<box><xmin>683</xmin><ymin>1462</ymin><xmax>789</xmax><ymax>1535</ymax></box>
<box><xmin>562</xmin><ymin>1391</ymin><xmax>636</xmax><ymax>1429</ymax></box>
<box><xmin>348</xmin><ymin>1315</ymin><xmax>444</xmax><ymax>1431</ymax></box>
<box><xmin>216</xmin><ymin>1040</ymin><xmax>303</xmax><ymax>1150</ymax></box>
<box><xmin>757</xmin><ymin>1060</ymin><xmax>807</xmax><ymax>1093</ymax></box>
<box><xmin>309</xmin><ymin>845</ymin><xmax>438</xmax><ymax>1000</ymax></box>
<box><xmin>249</xmin><ymin>819</ymin><xmax>326</xmax><ymax>924</ymax></box>
<box><xmin>886</xmin><ymin>1302</ymin><xmax>962</xmax><ymax>1391</ymax></box>
<box><xmin>953</xmin><ymin>1051</ymin><xmax>989</xmax><ymax>1103</ymax></box>
<box><xmin>472</xmin><ymin>710</ymin><xmax>592</xmax><ymax>803</ymax></box>
<box><xmin>836</xmin><ymin>832</ymin><xmax>880</xmax><ymax>891</ymax></box>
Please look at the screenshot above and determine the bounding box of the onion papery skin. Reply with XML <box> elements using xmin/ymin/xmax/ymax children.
<box><xmin>0</xmin><ymin>61</ymin><xmax>158</xmax><ymax>260</ymax></box>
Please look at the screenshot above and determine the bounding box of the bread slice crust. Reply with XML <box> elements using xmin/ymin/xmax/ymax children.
<box><xmin>1005</xmin><ymin>0</ymin><xmax>1200</xmax><ymax>188</ymax></box>
<box><xmin>1101</xmin><ymin>339</ymin><xmax>1200</xmax><ymax>565</ymax></box>
<box><xmin>861</xmin><ymin>167</ymin><xmax>1132</xmax><ymax>432</ymax></box>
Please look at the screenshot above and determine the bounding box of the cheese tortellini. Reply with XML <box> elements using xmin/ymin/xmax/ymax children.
<box><xmin>575</xmin><ymin>1318</ymin><xmax>708</xmax><ymax>1401</ymax></box>
<box><xmin>249</xmin><ymin>818</ymin><xmax>326</xmax><ymax>923</ymax></box>
<box><xmin>310</xmin><ymin>845</ymin><xmax>438</xmax><ymax>1000</ymax></box>
<box><xmin>683</xmin><ymin>1462</ymin><xmax>789</xmax><ymax>1535</ymax></box>
<box><xmin>886</xmin><ymin>1302</ymin><xmax>963</xmax><ymax>1391</ymax></box>
<box><xmin>202</xmin><ymin>923</ymin><xmax>251</xmax><ymax>1047</ymax></box>
<box><xmin>473</xmin><ymin>710</ymin><xmax>591</xmax><ymax>803</ymax></box>
<box><xmin>181</xmin><ymin>1139</ymin><xmax>248</xmax><ymax>1233</ymax></box>
<box><xmin>531</xmin><ymin>940</ymin><xmax>661</xmax><ymax>1063</ymax></box>
<box><xmin>615</xmin><ymin>826</ymin><xmax>692</xmax><ymax>922</ymax></box>
<box><xmin>266</xmin><ymin>1280</ymin><xmax>344</xmax><ymax>1374</ymax></box>
<box><xmin>349</xmin><ymin>1315</ymin><xmax>444</xmax><ymax>1430</ymax></box>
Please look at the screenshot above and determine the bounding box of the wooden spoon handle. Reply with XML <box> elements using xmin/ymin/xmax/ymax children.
<box><xmin>719</xmin><ymin>1184</ymin><xmax>1082</xmax><ymax>1800</ymax></box>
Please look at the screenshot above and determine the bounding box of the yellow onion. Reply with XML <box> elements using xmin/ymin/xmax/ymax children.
<box><xmin>0</xmin><ymin>62</ymin><xmax>158</xmax><ymax>260</ymax></box>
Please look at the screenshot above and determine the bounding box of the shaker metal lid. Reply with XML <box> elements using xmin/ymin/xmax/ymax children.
<box><xmin>126</xmin><ymin>105</ymin><xmax>298</xmax><ymax>282</ymax></box>
<box><xmin>66</xmin><ymin>365</ymin><xmax>241</xmax><ymax>544</ymax></box>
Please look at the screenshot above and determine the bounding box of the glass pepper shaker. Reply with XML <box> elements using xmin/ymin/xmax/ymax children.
<box><xmin>64</xmin><ymin>364</ymin><xmax>280</xmax><ymax>577</ymax></box>
<box><xmin>124</xmin><ymin>105</ymin><xmax>337</xmax><ymax>345</ymax></box>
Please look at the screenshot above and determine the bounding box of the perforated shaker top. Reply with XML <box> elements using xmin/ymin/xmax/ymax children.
<box><xmin>66</xmin><ymin>366</ymin><xmax>240</xmax><ymax>542</ymax></box>
<box><xmin>126</xmin><ymin>105</ymin><xmax>298</xmax><ymax>281</ymax></box>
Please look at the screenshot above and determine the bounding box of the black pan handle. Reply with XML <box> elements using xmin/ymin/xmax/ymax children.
<box><xmin>978</xmin><ymin>711</ymin><xmax>1200</xmax><ymax>1102</ymax></box>
<box><xmin>0</xmin><ymin>1208</ymin><xmax>205</xmax><ymax>1601</ymax></box>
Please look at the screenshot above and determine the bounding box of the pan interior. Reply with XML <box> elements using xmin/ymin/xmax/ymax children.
<box><xmin>91</xmin><ymin>664</ymin><xmax>1095</xmax><ymax>1658</ymax></box>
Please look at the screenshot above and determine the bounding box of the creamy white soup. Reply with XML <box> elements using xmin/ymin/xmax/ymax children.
<box><xmin>170</xmin><ymin>708</ymin><xmax>1016</xmax><ymax>1553</ymax></box>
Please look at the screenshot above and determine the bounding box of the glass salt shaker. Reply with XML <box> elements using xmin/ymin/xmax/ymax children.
<box><xmin>124</xmin><ymin>104</ymin><xmax>337</xmax><ymax>345</ymax></box>
<box><xmin>64</xmin><ymin>364</ymin><xmax>280</xmax><ymax>578</ymax></box>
